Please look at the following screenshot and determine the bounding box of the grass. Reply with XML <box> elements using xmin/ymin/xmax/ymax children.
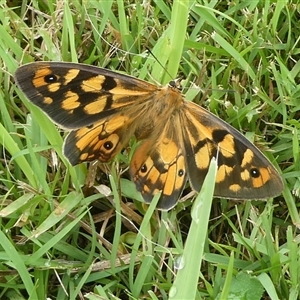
<box><xmin>0</xmin><ymin>0</ymin><xmax>299</xmax><ymax>299</ymax></box>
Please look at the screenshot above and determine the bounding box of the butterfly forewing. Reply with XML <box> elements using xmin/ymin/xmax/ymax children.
<box><xmin>15</xmin><ymin>62</ymin><xmax>283</xmax><ymax>210</ymax></box>
<box><xmin>15</xmin><ymin>62</ymin><xmax>158</xmax><ymax>129</ymax></box>
<box><xmin>183</xmin><ymin>101</ymin><xmax>283</xmax><ymax>199</ymax></box>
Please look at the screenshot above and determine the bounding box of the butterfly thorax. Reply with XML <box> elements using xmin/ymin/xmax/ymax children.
<box><xmin>133</xmin><ymin>85</ymin><xmax>184</xmax><ymax>141</ymax></box>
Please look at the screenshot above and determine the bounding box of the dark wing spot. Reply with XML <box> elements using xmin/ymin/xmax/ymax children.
<box><xmin>102</xmin><ymin>77</ymin><xmax>117</xmax><ymax>91</ymax></box>
<box><xmin>212</xmin><ymin>129</ymin><xmax>228</xmax><ymax>143</ymax></box>
<box><xmin>44</xmin><ymin>74</ymin><xmax>58</xmax><ymax>83</ymax></box>
<box><xmin>141</xmin><ymin>164</ymin><xmax>148</xmax><ymax>173</ymax></box>
<box><xmin>104</xmin><ymin>141</ymin><xmax>113</xmax><ymax>150</ymax></box>
<box><xmin>178</xmin><ymin>169</ymin><xmax>185</xmax><ymax>177</ymax></box>
<box><xmin>250</xmin><ymin>168</ymin><xmax>260</xmax><ymax>178</ymax></box>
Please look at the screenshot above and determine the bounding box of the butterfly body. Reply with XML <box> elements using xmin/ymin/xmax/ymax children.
<box><xmin>15</xmin><ymin>62</ymin><xmax>283</xmax><ymax>210</ymax></box>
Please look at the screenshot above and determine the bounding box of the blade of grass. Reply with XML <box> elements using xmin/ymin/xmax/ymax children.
<box><xmin>0</xmin><ymin>230</ymin><xmax>38</xmax><ymax>299</ymax></box>
<box><xmin>169</xmin><ymin>157</ymin><xmax>217</xmax><ymax>299</ymax></box>
<box><xmin>29</xmin><ymin>192</ymin><xmax>84</xmax><ymax>238</ymax></box>
<box><xmin>218</xmin><ymin>252</ymin><xmax>234</xmax><ymax>300</ymax></box>
<box><xmin>130</xmin><ymin>193</ymin><xmax>160</xmax><ymax>297</ymax></box>
<box><xmin>0</xmin><ymin>122</ymin><xmax>36</xmax><ymax>187</ymax></box>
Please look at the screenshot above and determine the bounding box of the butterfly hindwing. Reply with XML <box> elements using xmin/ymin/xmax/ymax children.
<box><xmin>64</xmin><ymin>113</ymin><xmax>137</xmax><ymax>164</ymax></box>
<box><xmin>130</xmin><ymin>122</ymin><xmax>187</xmax><ymax>210</ymax></box>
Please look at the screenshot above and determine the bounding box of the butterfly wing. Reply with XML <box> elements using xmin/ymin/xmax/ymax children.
<box><xmin>130</xmin><ymin>121</ymin><xmax>187</xmax><ymax>210</ymax></box>
<box><xmin>14</xmin><ymin>62</ymin><xmax>157</xmax><ymax>129</ymax></box>
<box><xmin>182</xmin><ymin>101</ymin><xmax>283</xmax><ymax>199</ymax></box>
<box><xmin>64</xmin><ymin>114</ymin><xmax>137</xmax><ymax>164</ymax></box>
<box><xmin>15</xmin><ymin>62</ymin><xmax>159</xmax><ymax>164</ymax></box>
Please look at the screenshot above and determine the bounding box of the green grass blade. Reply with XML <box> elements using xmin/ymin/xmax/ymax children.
<box><xmin>0</xmin><ymin>230</ymin><xmax>38</xmax><ymax>299</ymax></box>
<box><xmin>169</xmin><ymin>157</ymin><xmax>217</xmax><ymax>299</ymax></box>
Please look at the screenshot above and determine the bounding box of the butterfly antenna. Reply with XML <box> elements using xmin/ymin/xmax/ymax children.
<box><xmin>146</xmin><ymin>47</ymin><xmax>174</xmax><ymax>81</ymax></box>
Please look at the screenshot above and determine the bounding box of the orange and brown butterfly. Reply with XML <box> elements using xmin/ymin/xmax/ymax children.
<box><xmin>14</xmin><ymin>62</ymin><xmax>283</xmax><ymax>210</ymax></box>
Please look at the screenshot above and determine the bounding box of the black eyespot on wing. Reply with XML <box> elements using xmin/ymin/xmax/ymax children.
<box><xmin>141</xmin><ymin>164</ymin><xmax>148</xmax><ymax>173</ymax></box>
<box><xmin>104</xmin><ymin>141</ymin><xmax>113</xmax><ymax>150</ymax></box>
<box><xmin>250</xmin><ymin>168</ymin><xmax>260</xmax><ymax>178</ymax></box>
<box><xmin>178</xmin><ymin>169</ymin><xmax>185</xmax><ymax>177</ymax></box>
<box><xmin>44</xmin><ymin>74</ymin><xmax>58</xmax><ymax>83</ymax></box>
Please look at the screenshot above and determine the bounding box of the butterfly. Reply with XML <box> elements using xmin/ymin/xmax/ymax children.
<box><xmin>14</xmin><ymin>62</ymin><xmax>283</xmax><ymax>210</ymax></box>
